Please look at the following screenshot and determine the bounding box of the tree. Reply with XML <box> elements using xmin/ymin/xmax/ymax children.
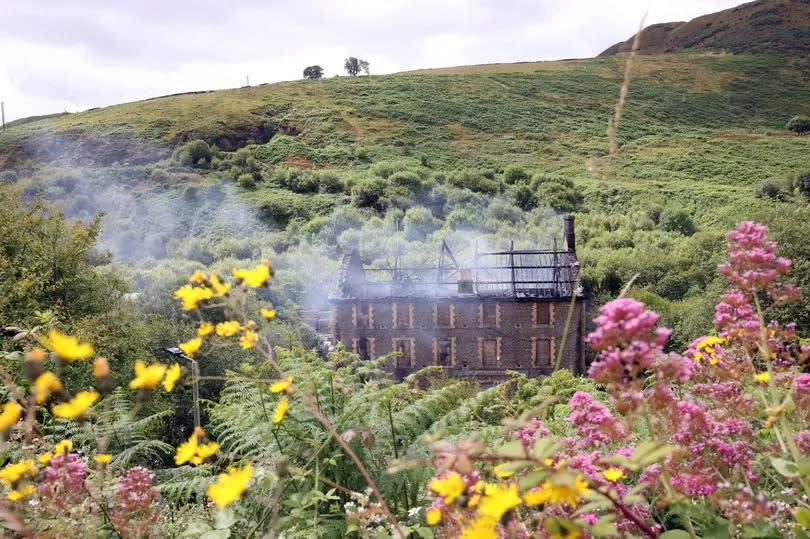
<box><xmin>344</xmin><ymin>57</ymin><xmax>370</xmax><ymax>76</ymax></box>
<box><xmin>786</xmin><ymin>115</ymin><xmax>810</xmax><ymax>135</ymax></box>
<box><xmin>303</xmin><ymin>65</ymin><xmax>324</xmax><ymax>80</ymax></box>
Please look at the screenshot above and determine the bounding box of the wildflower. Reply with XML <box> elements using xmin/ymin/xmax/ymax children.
<box><xmin>94</xmin><ymin>454</ymin><xmax>112</xmax><ymax>465</ymax></box>
<box><xmin>430</xmin><ymin>471</ymin><xmax>465</xmax><ymax>505</ymax></box>
<box><xmin>273</xmin><ymin>397</ymin><xmax>289</xmax><ymax>424</ymax></box>
<box><xmin>179</xmin><ymin>337</ymin><xmax>202</xmax><ymax>358</ymax></box>
<box><xmin>192</xmin><ymin>441</ymin><xmax>220</xmax><ymax>465</ymax></box>
<box><xmin>175</xmin><ymin>434</ymin><xmax>198</xmax><ymax>466</ymax></box>
<box><xmin>174</xmin><ymin>284</ymin><xmax>214</xmax><ymax>310</ymax></box>
<box><xmin>603</xmin><ymin>467</ymin><xmax>625</xmax><ymax>482</ymax></box>
<box><xmin>468</xmin><ymin>479</ymin><xmax>484</xmax><ymax>508</ymax></box>
<box><xmin>260</xmin><ymin>307</ymin><xmax>276</xmax><ymax>320</ymax></box>
<box><xmin>198</xmin><ymin>322</ymin><xmax>214</xmax><ymax>337</ymax></box>
<box><xmin>163</xmin><ymin>363</ymin><xmax>181</xmax><ymax>392</ymax></box>
<box><xmin>754</xmin><ymin>371</ymin><xmax>770</xmax><ymax>383</ymax></box>
<box><xmin>549</xmin><ymin>525</ymin><xmax>582</xmax><ymax>539</ymax></box>
<box><xmin>0</xmin><ymin>401</ymin><xmax>22</xmax><ymax>431</ymax></box>
<box><xmin>494</xmin><ymin>463</ymin><xmax>514</xmax><ymax>478</ymax></box>
<box><xmin>426</xmin><ymin>506</ymin><xmax>442</xmax><ymax>525</ymax></box>
<box><xmin>54</xmin><ymin>439</ymin><xmax>73</xmax><ymax>454</ymax></box>
<box><xmin>460</xmin><ymin>516</ymin><xmax>498</xmax><ymax>539</ymax></box>
<box><xmin>209</xmin><ymin>272</ymin><xmax>231</xmax><ymax>297</ymax></box>
<box><xmin>40</xmin><ymin>329</ymin><xmax>94</xmax><ymax>361</ymax></box>
<box><xmin>216</xmin><ymin>321</ymin><xmax>242</xmax><ymax>337</ymax></box>
<box><xmin>27</xmin><ymin>347</ymin><xmax>47</xmax><ymax>362</ymax></box>
<box><xmin>478</xmin><ymin>482</ymin><xmax>521</xmax><ymax>519</ymax></box>
<box><xmin>7</xmin><ymin>485</ymin><xmax>36</xmax><ymax>501</ymax></box>
<box><xmin>567</xmin><ymin>392</ymin><xmax>626</xmax><ymax>448</ymax></box>
<box><xmin>232</xmin><ymin>260</ymin><xmax>272</xmax><ymax>287</ymax></box>
<box><xmin>93</xmin><ymin>357</ymin><xmax>110</xmax><ymax>378</ymax></box>
<box><xmin>239</xmin><ymin>330</ymin><xmax>258</xmax><ymax>350</ymax></box>
<box><xmin>129</xmin><ymin>361</ymin><xmax>167</xmax><ymax>390</ymax></box>
<box><xmin>269</xmin><ymin>376</ymin><xmax>293</xmax><ymax>393</ymax></box>
<box><xmin>207</xmin><ymin>464</ymin><xmax>253</xmax><ymax>508</ymax></box>
<box><xmin>0</xmin><ymin>459</ymin><xmax>37</xmax><ymax>484</ymax></box>
<box><xmin>189</xmin><ymin>270</ymin><xmax>207</xmax><ymax>284</ymax></box>
<box><xmin>38</xmin><ymin>452</ymin><xmax>52</xmax><ymax>464</ymax></box>
<box><xmin>39</xmin><ymin>453</ymin><xmax>88</xmax><ymax>504</ymax></box>
<box><xmin>51</xmin><ymin>390</ymin><xmax>99</xmax><ymax>420</ymax></box>
<box><xmin>113</xmin><ymin>466</ymin><xmax>157</xmax><ymax>513</ymax></box>
<box><xmin>525</xmin><ymin>475</ymin><xmax>589</xmax><ymax>507</ymax></box>
<box><xmin>34</xmin><ymin>372</ymin><xmax>63</xmax><ymax>404</ymax></box>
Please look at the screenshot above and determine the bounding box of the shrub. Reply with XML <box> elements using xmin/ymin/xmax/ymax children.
<box><xmin>533</xmin><ymin>175</ymin><xmax>583</xmax><ymax>212</ymax></box>
<box><xmin>786</xmin><ymin>114</ymin><xmax>810</xmax><ymax>135</ymax></box>
<box><xmin>658</xmin><ymin>206</ymin><xmax>696</xmax><ymax>236</ymax></box>
<box><xmin>351</xmin><ymin>178</ymin><xmax>387</xmax><ymax>211</ymax></box>
<box><xmin>503</xmin><ymin>165</ymin><xmax>530</xmax><ymax>185</ymax></box>
<box><xmin>446</xmin><ymin>169</ymin><xmax>499</xmax><ymax>194</ymax></box>
<box><xmin>238</xmin><ymin>173</ymin><xmax>256</xmax><ymax>189</ymax></box>
<box><xmin>171</xmin><ymin>139</ymin><xmax>212</xmax><ymax>167</ymax></box>
<box><xmin>756</xmin><ymin>179</ymin><xmax>791</xmax><ymax>201</ymax></box>
<box><xmin>508</xmin><ymin>182</ymin><xmax>538</xmax><ymax>211</ymax></box>
<box><xmin>0</xmin><ymin>170</ymin><xmax>19</xmax><ymax>184</ymax></box>
<box><xmin>795</xmin><ymin>170</ymin><xmax>810</xmax><ymax>200</ymax></box>
<box><xmin>148</xmin><ymin>168</ymin><xmax>170</xmax><ymax>185</ymax></box>
<box><xmin>403</xmin><ymin>206</ymin><xmax>441</xmax><ymax>241</ymax></box>
<box><xmin>388</xmin><ymin>171</ymin><xmax>427</xmax><ymax>196</ymax></box>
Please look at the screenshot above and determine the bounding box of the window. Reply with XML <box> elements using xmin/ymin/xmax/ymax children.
<box><xmin>357</xmin><ymin>337</ymin><xmax>369</xmax><ymax>360</ymax></box>
<box><xmin>394</xmin><ymin>303</ymin><xmax>412</xmax><ymax>329</ymax></box>
<box><xmin>438</xmin><ymin>340</ymin><xmax>451</xmax><ymax>366</ymax></box>
<box><xmin>480</xmin><ymin>303</ymin><xmax>498</xmax><ymax>328</ymax></box>
<box><xmin>533</xmin><ymin>303</ymin><xmax>551</xmax><ymax>327</ymax></box>
<box><xmin>482</xmin><ymin>339</ymin><xmax>498</xmax><ymax>366</ymax></box>
<box><xmin>393</xmin><ymin>338</ymin><xmax>412</xmax><ymax>367</ymax></box>
<box><xmin>355</xmin><ymin>303</ymin><xmax>372</xmax><ymax>328</ymax></box>
<box><xmin>435</xmin><ymin>303</ymin><xmax>453</xmax><ymax>328</ymax></box>
<box><xmin>534</xmin><ymin>338</ymin><xmax>553</xmax><ymax>366</ymax></box>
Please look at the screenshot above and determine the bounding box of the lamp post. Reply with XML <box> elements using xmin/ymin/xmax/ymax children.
<box><xmin>163</xmin><ymin>347</ymin><xmax>201</xmax><ymax>429</ymax></box>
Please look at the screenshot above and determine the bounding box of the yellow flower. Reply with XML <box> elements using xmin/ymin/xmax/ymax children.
<box><xmin>40</xmin><ymin>329</ymin><xmax>94</xmax><ymax>361</ymax></box>
<box><xmin>7</xmin><ymin>485</ymin><xmax>36</xmax><ymax>501</ymax></box>
<box><xmin>273</xmin><ymin>397</ymin><xmax>289</xmax><ymax>424</ymax></box>
<box><xmin>523</xmin><ymin>485</ymin><xmax>549</xmax><ymax>506</ymax></box>
<box><xmin>191</xmin><ymin>441</ymin><xmax>220</xmax><ymax>465</ymax></box>
<box><xmin>494</xmin><ymin>463</ymin><xmax>514</xmax><ymax>478</ymax></box>
<box><xmin>27</xmin><ymin>348</ymin><xmax>47</xmax><ymax>362</ymax></box>
<box><xmin>174</xmin><ymin>284</ymin><xmax>214</xmax><ymax>310</ymax></box>
<box><xmin>216</xmin><ymin>321</ymin><xmax>242</xmax><ymax>337</ymax></box>
<box><xmin>239</xmin><ymin>330</ymin><xmax>258</xmax><ymax>350</ymax></box>
<box><xmin>467</xmin><ymin>480</ymin><xmax>483</xmax><ymax>508</ymax></box>
<box><xmin>207</xmin><ymin>464</ymin><xmax>253</xmax><ymax>508</ymax></box>
<box><xmin>198</xmin><ymin>322</ymin><xmax>214</xmax><ymax>337</ymax></box>
<box><xmin>93</xmin><ymin>357</ymin><xmax>110</xmax><ymax>378</ymax></box>
<box><xmin>163</xmin><ymin>363</ymin><xmax>181</xmax><ymax>392</ymax></box>
<box><xmin>0</xmin><ymin>460</ymin><xmax>36</xmax><ymax>484</ymax></box>
<box><xmin>528</xmin><ymin>474</ymin><xmax>590</xmax><ymax>507</ymax></box>
<box><xmin>33</xmin><ymin>372</ymin><xmax>63</xmax><ymax>404</ymax></box>
<box><xmin>603</xmin><ymin>467</ymin><xmax>625</xmax><ymax>482</ymax></box>
<box><xmin>38</xmin><ymin>452</ymin><xmax>52</xmax><ymax>465</ymax></box>
<box><xmin>430</xmin><ymin>471</ymin><xmax>466</xmax><ymax>505</ymax></box>
<box><xmin>426</xmin><ymin>507</ymin><xmax>442</xmax><ymax>525</ymax></box>
<box><xmin>460</xmin><ymin>516</ymin><xmax>498</xmax><ymax>539</ymax></box>
<box><xmin>54</xmin><ymin>439</ymin><xmax>73</xmax><ymax>454</ymax></box>
<box><xmin>175</xmin><ymin>434</ymin><xmax>198</xmax><ymax>466</ymax></box>
<box><xmin>549</xmin><ymin>526</ymin><xmax>582</xmax><ymax>539</ymax></box>
<box><xmin>269</xmin><ymin>377</ymin><xmax>293</xmax><ymax>393</ymax></box>
<box><xmin>260</xmin><ymin>307</ymin><xmax>276</xmax><ymax>320</ymax></box>
<box><xmin>232</xmin><ymin>260</ymin><xmax>272</xmax><ymax>288</ymax></box>
<box><xmin>189</xmin><ymin>270</ymin><xmax>207</xmax><ymax>284</ymax></box>
<box><xmin>0</xmin><ymin>401</ymin><xmax>22</xmax><ymax>431</ymax></box>
<box><xmin>94</xmin><ymin>453</ymin><xmax>112</xmax><ymax>464</ymax></box>
<box><xmin>209</xmin><ymin>272</ymin><xmax>231</xmax><ymax>297</ymax></box>
<box><xmin>129</xmin><ymin>361</ymin><xmax>167</xmax><ymax>390</ymax></box>
<box><xmin>179</xmin><ymin>337</ymin><xmax>202</xmax><ymax>358</ymax></box>
<box><xmin>478</xmin><ymin>482</ymin><xmax>521</xmax><ymax>519</ymax></box>
<box><xmin>51</xmin><ymin>390</ymin><xmax>99</xmax><ymax>420</ymax></box>
<box><xmin>755</xmin><ymin>371</ymin><xmax>770</xmax><ymax>383</ymax></box>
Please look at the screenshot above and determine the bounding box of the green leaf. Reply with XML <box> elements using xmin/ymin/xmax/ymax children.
<box><xmin>181</xmin><ymin>521</ymin><xmax>214</xmax><ymax>537</ymax></box>
<box><xmin>589</xmin><ymin>516</ymin><xmax>618</xmax><ymax>538</ymax></box>
<box><xmin>414</xmin><ymin>527</ymin><xmax>435</xmax><ymax>539</ymax></box>
<box><xmin>531</xmin><ymin>436</ymin><xmax>559</xmax><ymax>459</ymax></box>
<box><xmin>703</xmin><ymin>523</ymin><xmax>730</xmax><ymax>539</ymax></box>
<box><xmin>199</xmin><ymin>531</ymin><xmax>231</xmax><ymax>539</ymax></box>
<box><xmin>796</xmin><ymin>507</ymin><xmax>810</xmax><ymax>528</ymax></box>
<box><xmin>517</xmin><ymin>470</ymin><xmax>549</xmax><ymax>490</ymax></box>
<box><xmin>495</xmin><ymin>440</ymin><xmax>528</xmax><ymax>458</ymax></box>
<box><xmin>770</xmin><ymin>457</ymin><xmax>799</xmax><ymax>477</ymax></box>
<box><xmin>213</xmin><ymin>508</ymin><xmax>237</xmax><ymax>530</ymax></box>
<box><xmin>659</xmin><ymin>531</ymin><xmax>692</xmax><ymax>539</ymax></box>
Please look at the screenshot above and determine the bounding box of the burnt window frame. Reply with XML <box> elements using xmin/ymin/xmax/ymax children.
<box><xmin>532</xmin><ymin>302</ymin><xmax>554</xmax><ymax>328</ymax></box>
<box><xmin>392</xmin><ymin>337</ymin><xmax>414</xmax><ymax>367</ymax></box>
<box><xmin>532</xmin><ymin>336</ymin><xmax>554</xmax><ymax>367</ymax></box>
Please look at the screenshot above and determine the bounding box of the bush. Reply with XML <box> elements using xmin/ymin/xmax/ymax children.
<box><xmin>403</xmin><ymin>205</ymin><xmax>441</xmax><ymax>241</ymax></box>
<box><xmin>149</xmin><ymin>168</ymin><xmax>170</xmax><ymax>185</ymax></box>
<box><xmin>509</xmin><ymin>182</ymin><xmax>538</xmax><ymax>211</ymax></box>
<box><xmin>795</xmin><ymin>170</ymin><xmax>810</xmax><ymax>200</ymax></box>
<box><xmin>503</xmin><ymin>165</ymin><xmax>530</xmax><ymax>185</ymax></box>
<box><xmin>238</xmin><ymin>173</ymin><xmax>256</xmax><ymax>189</ymax></box>
<box><xmin>388</xmin><ymin>171</ymin><xmax>427</xmax><ymax>196</ymax></box>
<box><xmin>786</xmin><ymin>115</ymin><xmax>810</xmax><ymax>135</ymax></box>
<box><xmin>0</xmin><ymin>170</ymin><xmax>19</xmax><ymax>184</ymax></box>
<box><xmin>658</xmin><ymin>206</ymin><xmax>696</xmax><ymax>236</ymax></box>
<box><xmin>171</xmin><ymin>139</ymin><xmax>212</xmax><ymax>167</ymax></box>
<box><xmin>351</xmin><ymin>177</ymin><xmax>387</xmax><ymax>211</ymax></box>
<box><xmin>446</xmin><ymin>169</ymin><xmax>499</xmax><ymax>194</ymax></box>
<box><xmin>533</xmin><ymin>176</ymin><xmax>583</xmax><ymax>212</ymax></box>
<box><xmin>756</xmin><ymin>179</ymin><xmax>791</xmax><ymax>201</ymax></box>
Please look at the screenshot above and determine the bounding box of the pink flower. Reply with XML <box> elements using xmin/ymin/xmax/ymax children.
<box><xmin>567</xmin><ymin>391</ymin><xmax>627</xmax><ymax>448</ymax></box>
<box><xmin>513</xmin><ymin>418</ymin><xmax>549</xmax><ymax>448</ymax></box>
<box><xmin>39</xmin><ymin>452</ymin><xmax>87</xmax><ymax>508</ymax></box>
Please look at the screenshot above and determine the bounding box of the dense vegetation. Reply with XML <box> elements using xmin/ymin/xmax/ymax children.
<box><xmin>0</xmin><ymin>49</ymin><xmax>809</xmax><ymax>536</ymax></box>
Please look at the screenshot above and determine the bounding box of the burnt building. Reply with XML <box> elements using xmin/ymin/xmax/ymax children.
<box><xmin>329</xmin><ymin>215</ymin><xmax>586</xmax><ymax>383</ymax></box>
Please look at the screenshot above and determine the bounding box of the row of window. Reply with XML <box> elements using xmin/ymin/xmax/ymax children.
<box><xmin>352</xmin><ymin>302</ymin><xmax>553</xmax><ymax>330</ymax></box>
<box><xmin>351</xmin><ymin>337</ymin><xmax>554</xmax><ymax>367</ymax></box>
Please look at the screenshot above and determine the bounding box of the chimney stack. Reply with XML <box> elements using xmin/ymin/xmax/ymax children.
<box><xmin>563</xmin><ymin>214</ymin><xmax>575</xmax><ymax>254</ymax></box>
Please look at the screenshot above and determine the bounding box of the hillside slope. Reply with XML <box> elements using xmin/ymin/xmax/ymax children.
<box><xmin>600</xmin><ymin>0</ymin><xmax>810</xmax><ymax>56</ymax></box>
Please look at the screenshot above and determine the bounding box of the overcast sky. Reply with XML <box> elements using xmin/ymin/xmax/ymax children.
<box><xmin>1</xmin><ymin>0</ymin><xmax>743</xmax><ymax>122</ymax></box>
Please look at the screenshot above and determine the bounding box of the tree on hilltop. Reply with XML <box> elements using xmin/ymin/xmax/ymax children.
<box><xmin>344</xmin><ymin>57</ymin><xmax>370</xmax><ymax>76</ymax></box>
<box><xmin>786</xmin><ymin>115</ymin><xmax>810</xmax><ymax>135</ymax></box>
<box><xmin>303</xmin><ymin>65</ymin><xmax>324</xmax><ymax>80</ymax></box>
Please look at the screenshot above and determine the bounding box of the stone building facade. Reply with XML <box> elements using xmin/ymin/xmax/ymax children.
<box><xmin>329</xmin><ymin>215</ymin><xmax>586</xmax><ymax>383</ymax></box>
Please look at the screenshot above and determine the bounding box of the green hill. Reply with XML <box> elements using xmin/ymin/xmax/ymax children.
<box><xmin>1</xmin><ymin>52</ymin><xmax>809</xmax><ymax>346</ymax></box>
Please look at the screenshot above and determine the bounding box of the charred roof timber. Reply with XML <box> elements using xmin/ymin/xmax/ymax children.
<box><xmin>331</xmin><ymin>215</ymin><xmax>581</xmax><ymax>302</ymax></box>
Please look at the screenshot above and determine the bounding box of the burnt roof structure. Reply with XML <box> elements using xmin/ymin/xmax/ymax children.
<box><xmin>332</xmin><ymin>215</ymin><xmax>581</xmax><ymax>302</ymax></box>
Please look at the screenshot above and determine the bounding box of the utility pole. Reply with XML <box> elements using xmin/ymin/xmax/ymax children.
<box><xmin>246</xmin><ymin>75</ymin><xmax>250</xmax><ymax>87</ymax></box>
<box><xmin>1</xmin><ymin>102</ymin><xmax>5</xmax><ymax>131</ymax></box>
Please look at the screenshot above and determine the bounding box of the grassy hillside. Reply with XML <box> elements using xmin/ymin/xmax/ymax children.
<box><xmin>1</xmin><ymin>52</ymin><xmax>809</xmax><ymax>347</ymax></box>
